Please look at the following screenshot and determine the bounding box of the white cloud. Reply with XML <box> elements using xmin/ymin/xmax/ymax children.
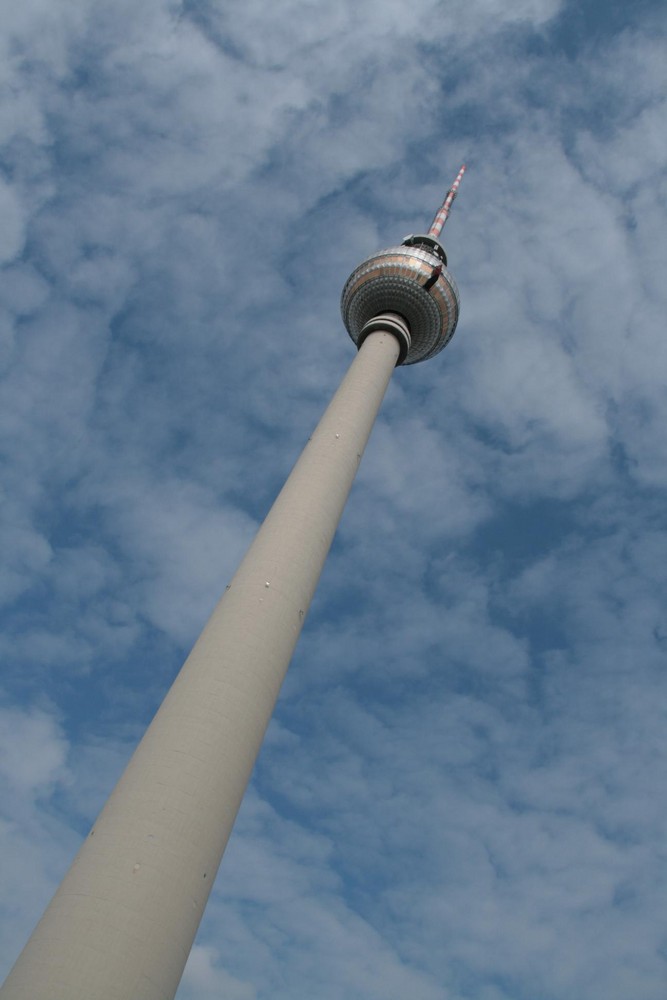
<box><xmin>0</xmin><ymin>702</ymin><xmax>75</xmax><ymax>972</ymax></box>
<box><xmin>0</xmin><ymin>703</ymin><xmax>67</xmax><ymax>792</ymax></box>
<box><xmin>181</xmin><ymin>945</ymin><xmax>256</xmax><ymax>1000</ymax></box>
<box><xmin>0</xmin><ymin>180</ymin><xmax>26</xmax><ymax>264</ymax></box>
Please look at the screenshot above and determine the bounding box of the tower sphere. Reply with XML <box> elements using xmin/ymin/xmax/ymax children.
<box><xmin>341</xmin><ymin>234</ymin><xmax>460</xmax><ymax>365</ymax></box>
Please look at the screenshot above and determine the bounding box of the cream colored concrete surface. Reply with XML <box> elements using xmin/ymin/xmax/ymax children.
<box><xmin>1</xmin><ymin>330</ymin><xmax>401</xmax><ymax>1000</ymax></box>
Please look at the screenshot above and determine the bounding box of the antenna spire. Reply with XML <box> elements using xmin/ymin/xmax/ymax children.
<box><xmin>428</xmin><ymin>164</ymin><xmax>466</xmax><ymax>239</ymax></box>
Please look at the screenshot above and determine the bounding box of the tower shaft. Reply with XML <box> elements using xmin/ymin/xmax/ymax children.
<box><xmin>2</xmin><ymin>328</ymin><xmax>401</xmax><ymax>1000</ymax></box>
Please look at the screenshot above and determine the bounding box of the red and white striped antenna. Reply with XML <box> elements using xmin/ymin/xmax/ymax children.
<box><xmin>428</xmin><ymin>164</ymin><xmax>467</xmax><ymax>239</ymax></box>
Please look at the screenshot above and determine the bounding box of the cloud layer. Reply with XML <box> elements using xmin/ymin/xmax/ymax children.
<box><xmin>1</xmin><ymin>0</ymin><xmax>667</xmax><ymax>997</ymax></box>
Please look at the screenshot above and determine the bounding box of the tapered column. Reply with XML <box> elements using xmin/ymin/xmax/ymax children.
<box><xmin>2</xmin><ymin>328</ymin><xmax>401</xmax><ymax>1000</ymax></box>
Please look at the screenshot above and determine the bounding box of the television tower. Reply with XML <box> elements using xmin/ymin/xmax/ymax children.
<box><xmin>2</xmin><ymin>167</ymin><xmax>466</xmax><ymax>1000</ymax></box>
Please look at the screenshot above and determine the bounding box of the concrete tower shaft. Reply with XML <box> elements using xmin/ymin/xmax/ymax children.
<box><xmin>1</xmin><ymin>329</ymin><xmax>402</xmax><ymax>1000</ymax></box>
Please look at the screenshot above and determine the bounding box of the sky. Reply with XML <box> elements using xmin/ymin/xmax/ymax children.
<box><xmin>1</xmin><ymin>0</ymin><xmax>666</xmax><ymax>997</ymax></box>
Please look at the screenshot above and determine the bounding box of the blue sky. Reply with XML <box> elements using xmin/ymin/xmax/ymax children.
<box><xmin>1</xmin><ymin>0</ymin><xmax>666</xmax><ymax>997</ymax></box>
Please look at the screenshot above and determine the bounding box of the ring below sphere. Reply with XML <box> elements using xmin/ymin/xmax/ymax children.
<box><xmin>341</xmin><ymin>243</ymin><xmax>460</xmax><ymax>365</ymax></box>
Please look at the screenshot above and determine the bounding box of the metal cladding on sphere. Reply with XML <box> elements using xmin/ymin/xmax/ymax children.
<box><xmin>340</xmin><ymin>238</ymin><xmax>460</xmax><ymax>365</ymax></box>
